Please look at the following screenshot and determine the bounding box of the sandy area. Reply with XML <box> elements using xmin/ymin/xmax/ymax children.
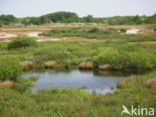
<box><xmin>0</xmin><ymin>33</ymin><xmax>17</xmax><ymax>38</ymax></box>
<box><xmin>37</xmin><ymin>39</ymin><xmax>61</xmax><ymax>42</ymax></box>
<box><xmin>28</xmin><ymin>32</ymin><xmax>40</xmax><ymax>37</ymax></box>
<box><xmin>126</xmin><ymin>29</ymin><xmax>142</xmax><ymax>34</ymax></box>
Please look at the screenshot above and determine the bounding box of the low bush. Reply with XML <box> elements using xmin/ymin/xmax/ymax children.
<box><xmin>16</xmin><ymin>77</ymin><xmax>34</xmax><ymax>93</ymax></box>
<box><xmin>0</xmin><ymin>56</ymin><xmax>23</xmax><ymax>81</ymax></box>
<box><xmin>93</xmin><ymin>49</ymin><xmax>119</xmax><ymax>67</ymax></box>
<box><xmin>117</xmin><ymin>44</ymin><xmax>142</xmax><ymax>52</ymax></box>
<box><xmin>0</xmin><ymin>43</ymin><xmax>7</xmax><ymax>50</ymax></box>
<box><xmin>154</xmin><ymin>28</ymin><xmax>156</xmax><ymax>31</ymax></box>
<box><xmin>112</xmin><ymin>51</ymin><xmax>156</xmax><ymax>71</ymax></box>
<box><xmin>7</xmin><ymin>36</ymin><xmax>38</xmax><ymax>50</ymax></box>
<box><xmin>87</xmin><ymin>27</ymin><xmax>99</xmax><ymax>33</ymax></box>
<box><xmin>120</xmin><ymin>28</ymin><xmax>126</xmax><ymax>32</ymax></box>
<box><xmin>93</xmin><ymin>45</ymin><xmax>156</xmax><ymax>71</ymax></box>
<box><xmin>0</xmin><ymin>22</ymin><xmax>2</xmax><ymax>27</ymax></box>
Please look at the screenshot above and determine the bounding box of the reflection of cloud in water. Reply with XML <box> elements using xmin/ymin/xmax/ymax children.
<box><xmin>22</xmin><ymin>70</ymin><xmax>127</xmax><ymax>95</ymax></box>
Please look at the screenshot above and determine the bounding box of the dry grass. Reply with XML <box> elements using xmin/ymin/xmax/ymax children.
<box><xmin>117</xmin><ymin>77</ymin><xmax>133</xmax><ymax>88</ymax></box>
<box><xmin>44</xmin><ymin>61</ymin><xmax>57</xmax><ymax>68</ymax></box>
<box><xmin>144</xmin><ymin>78</ymin><xmax>156</xmax><ymax>89</ymax></box>
<box><xmin>98</xmin><ymin>64</ymin><xmax>112</xmax><ymax>70</ymax></box>
<box><xmin>0</xmin><ymin>81</ymin><xmax>15</xmax><ymax>89</ymax></box>
<box><xmin>79</xmin><ymin>62</ymin><xmax>94</xmax><ymax>69</ymax></box>
<box><xmin>20</xmin><ymin>61</ymin><xmax>33</xmax><ymax>70</ymax></box>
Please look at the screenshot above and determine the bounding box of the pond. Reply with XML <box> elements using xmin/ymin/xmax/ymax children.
<box><xmin>22</xmin><ymin>70</ymin><xmax>128</xmax><ymax>95</ymax></box>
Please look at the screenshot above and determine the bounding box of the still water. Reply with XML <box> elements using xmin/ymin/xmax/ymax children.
<box><xmin>23</xmin><ymin>70</ymin><xmax>128</xmax><ymax>95</ymax></box>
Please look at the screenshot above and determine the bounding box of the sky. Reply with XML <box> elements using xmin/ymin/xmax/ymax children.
<box><xmin>0</xmin><ymin>0</ymin><xmax>156</xmax><ymax>18</ymax></box>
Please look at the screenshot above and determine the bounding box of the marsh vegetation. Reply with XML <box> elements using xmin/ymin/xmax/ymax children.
<box><xmin>0</xmin><ymin>23</ymin><xmax>156</xmax><ymax>116</ymax></box>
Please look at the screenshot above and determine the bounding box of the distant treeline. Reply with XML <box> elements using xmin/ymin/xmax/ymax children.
<box><xmin>0</xmin><ymin>11</ymin><xmax>156</xmax><ymax>26</ymax></box>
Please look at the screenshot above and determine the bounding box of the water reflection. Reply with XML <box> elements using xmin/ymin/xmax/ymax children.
<box><xmin>22</xmin><ymin>70</ymin><xmax>128</xmax><ymax>95</ymax></box>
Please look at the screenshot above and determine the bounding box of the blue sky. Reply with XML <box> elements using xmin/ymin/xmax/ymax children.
<box><xmin>0</xmin><ymin>0</ymin><xmax>156</xmax><ymax>17</ymax></box>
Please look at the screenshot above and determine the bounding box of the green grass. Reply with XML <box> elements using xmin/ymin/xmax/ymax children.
<box><xmin>40</xmin><ymin>27</ymin><xmax>156</xmax><ymax>42</ymax></box>
<box><xmin>1</xmin><ymin>39</ymin><xmax>156</xmax><ymax>71</ymax></box>
<box><xmin>0</xmin><ymin>71</ymin><xmax>156</xmax><ymax>117</ymax></box>
<box><xmin>40</xmin><ymin>27</ymin><xmax>123</xmax><ymax>39</ymax></box>
<box><xmin>0</xmin><ymin>25</ymin><xmax>156</xmax><ymax>117</ymax></box>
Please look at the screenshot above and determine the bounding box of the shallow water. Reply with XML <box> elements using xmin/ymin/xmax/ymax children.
<box><xmin>22</xmin><ymin>70</ymin><xmax>128</xmax><ymax>95</ymax></box>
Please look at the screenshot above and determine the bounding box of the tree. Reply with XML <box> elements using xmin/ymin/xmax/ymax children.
<box><xmin>45</xmin><ymin>11</ymin><xmax>78</xmax><ymax>23</ymax></box>
<box><xmin>21</xmin><ymin>19</ymin><xmax>30</xmax><ymax>26</ymax></box>
<box><xmin>133</xmin><ymin>15</ymin><xmax>143</xmax><ymax>24</ymax></box>
<box><xmin>83</xmin><ymin>15</ymin><xmax>94</xmax><ymax>22</ymax></box>
<box><xmin>29</xmin><ymin>17</ymin><xmax>40</xmax><ymax>25</ymax></box>
<box><xmin>153</xmin><ymin>13</ymin><xmax>156</xmax><ymax>18</ymax></box>
<box><xmin>0</xmin><ymin>15</ymin><xmax>16</xmax><ymax>25</ymax></box>
<box><xmin>144</xmin><ymin>16</ymin><xmax>156</xmax><ymax>24</ymax></box>
<box><xmin>40</xmin><ymin>16</ymin><xmax>49</xmax><ymax>24</ymax></box>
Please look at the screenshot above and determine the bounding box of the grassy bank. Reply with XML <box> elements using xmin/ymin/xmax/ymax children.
<box><xmin>0</xmin><ymin>71</ymin><xmax>156</xmax><ymax>117</ymax></box>
<box><xmin>0</xmin><ymin>37</ymin><xmax>156</xmax><ymax>72</ymax></box>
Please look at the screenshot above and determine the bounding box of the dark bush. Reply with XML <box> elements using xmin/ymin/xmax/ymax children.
<box><xmin>0</xmin><ymin>56</ymin><xmax>23</xmax><ymax>81</ymax></box>
<box><xmin>154</xmin><ymin>28</ymin><xmax>156</xmax><ymax>31</ymax></box>
<box><xmin>120</xmin><ymin>29</ymin><xmax>126</xmax><ymax>32</ymax></box>
<box><xmin>88</xmin><ymin>28</ymin><xmax>99</xmax><ymax>33</ymax></box>
<box><xmin>7</xmin><ymin>36</ymin><xmax>38</xmax><ymax>50</ymax></box>
<box><xmin>0</xmin><ymin>22</ymin><xmax>2</xmax><ymax>27</ymax></box>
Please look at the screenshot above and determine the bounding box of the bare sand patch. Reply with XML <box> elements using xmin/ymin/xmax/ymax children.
<box><xmin>28</xmin><ymin>32</ymin><xmax>40</xmax><ymax>37</ymax></box>
<box><xmin>126</xmin><ymin>28</ymin><xmax>142</xmax><ymax>34</ymax></box>
<box><xmin>37</xmin><ymin>38</ymin><xmax>61</xmax><ymax>42</ymax></box>
<box><xmin>0</xmin><ymin>39</ymin><xmax>11</xmax><ymax>42</ymax></box>
<box><xmin>0</xmin><ymin>33</ymin><xmax>17</xmax><ymax>38</ymax></box>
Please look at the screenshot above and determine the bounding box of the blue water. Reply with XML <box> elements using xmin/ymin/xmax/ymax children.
<box><xmin>22</xmin><ymin>70</ymin><xmax>127</xmax><ymax>95</ymax></box>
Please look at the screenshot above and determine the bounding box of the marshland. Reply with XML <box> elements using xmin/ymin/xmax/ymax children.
<box><xmin>0</xmin><ymin>11</ymin><xmax>156</xmax><ymax>116</ymax></box>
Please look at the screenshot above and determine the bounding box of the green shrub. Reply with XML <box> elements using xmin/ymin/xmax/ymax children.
<box><xmin>16</xmin><ymin>77</ymin><xmax>34</xmax><ymax>93</ymax></box>
<box><xmin>87</xmin><ymin>28</ymin><xmax>99</xmax><ymax>33</ymax></box>
<box><xmin>112</xmin><ymin>51</ymin><xmax>156</xmax><ymax>71</ymax></box>
<box><xmin>0</xmin><ymin>22</ymin><xmax>2</xmax><ymax>27</ymax></box>
<box><xmin>0</xmin><ymin>43</ymin><xmax>7</xmax><ymax>50</ymax></box>
<box><xmin>93</xmin><ymin>45</ymin><xmax>156</xmax><ymax>71</ymax></box>
<box><xmin>117</xmin><ymin>44</ymin><xmax>142</xmax><ymax>52</ymax></box>
<box><xmin>93</xmin><ymin>49</ymin><xmax>119</xmax><ymax>67</ymax></box>
<box><xmin>154</xmin><ymin>28</ymin><xmax>156</xmax><ymax>31</ymax></box>
<box><xmin>0</xmin><ymin>56</ymin><xmax>23</xmax><ymax>81</ymax></box>
<box><xmin>7</xmin><ymin>36</ymin><xmax>38</xmax><ymax>50</ymax></box>
<box><xmin>120</xmin><ymin>28</ymin><xmax>126</xmax><ymax>32</ymax></box>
